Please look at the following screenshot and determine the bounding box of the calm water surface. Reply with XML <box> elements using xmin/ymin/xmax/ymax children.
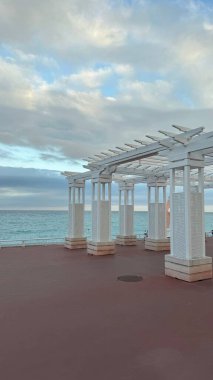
<box><xmin>0</xmin><ymin>210</ymin><xmax>212</xmax><ymax>246</ymax></box>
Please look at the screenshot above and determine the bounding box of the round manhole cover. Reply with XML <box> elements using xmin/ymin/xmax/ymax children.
<box><xmin>117</xmin><ymin>275</ymin><xmax>143</xmax><ymax>282</ymax></box>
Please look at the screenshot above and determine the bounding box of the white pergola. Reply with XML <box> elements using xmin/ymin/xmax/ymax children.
<box><xmin>62</xmin><ymin>125</ymin><xmax>213</xmax><ymax>282</ymax></box>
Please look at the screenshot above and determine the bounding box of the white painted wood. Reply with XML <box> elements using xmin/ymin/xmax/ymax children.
<box><xmin>97</xmin><ymin>181</ymin><xmax>101</xmax><ymax>241</ymax></box>
<box><xmin>108</xmin><ymin>183</ymin><xmax>112</xmax><ymax>241</ymax></box>
<box><xmin>120</xmin><ymin>205</ymin><xmax>134</xmax><ymax>236</ymax></box>
<box><xmin>198</xmin><ymin>167</ymin><xmax>205</xmax><ymax>258</ymax></box>
<box><xmin>170</xmin><ymin>157</ymin><xmax>206</xmax><ymax>261</ymax></box>
<box><xmin>91</xmin><ymin>175</ymin><xmax>113</xmax><ymax>243</ymax></box>
<box><xmin>68</xmin><ymin>187</ymin><xmax>71</xmax><ymax>237</ymax></box>
<box><xmin>147</xmin><ymin>186</ymin><xmax>150</xmax><ymax>237</ymax></box>
<box><xmin>184</xmin><ymin>165</ymin><xmax>192</xmax><ymax>259</ymax></box>
<box><xmin>66</xmin><ymin>179</ymin><xmax>86</xmax><ymax>240</ymax></box>
<box><xmin>172</xmin><ymin>192</ymin><xmax>186</xmax><ymax>258</ymax></box>
<box><xmin>149</xmin><ymin>203</ymin><xmax>156</xmax><ymax>239</ymax></box>
<box><xmin>158</xmin><ymin>203</ymin><xmax>166</xmax><ymax>238</ymax></box>
<box><xmin>71</xmin><ymin>204</ymin><xmax>84</xmax><ymax>238</ymax></box>
<box><xmin>154</xmin><ymin>186</ymin><xmax>159</xmax><ymax>239</ymax></box>
<box><xmin>169</xmin><ymin>168</ymin><xmax>175</xmax><ymax>256</ymax></box>
<box><xmin>63</xmin><ymin>127</ymin><xmax>213</xmax><ymax>269</ymax></box>
<box><xmin>92</xmin><ymin>201</ymin><xmax>97</xmax><ymax>241</ymax></box>
<box><xmin>147</xmin><ymin>178</ymin><xmax>167</xmax><ymax>240</ymax></box>
<box><xmin>118</xmin><ymin>183</ymin><xmax>134</xmax><ymax>237</ymax></box>
<box><xmin>191</xmin><ymin>192</ymin><xmax>203</xmax><ymax>258</ymax></box>
<box><xmin>102</xmin><ymin>183</ymin><xmax>105</xmax><ymax>201</ymax></box>
<box><xmin>85</xmin><ymin>127</ymin><xmax>204</xmax><ymax>169</ymax></box>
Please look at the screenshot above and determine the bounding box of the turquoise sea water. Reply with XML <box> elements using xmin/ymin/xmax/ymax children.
<box><xmin>0</xmin><ymin>210</ymin><xmax>213</xmax><ymax>246</ymax></box>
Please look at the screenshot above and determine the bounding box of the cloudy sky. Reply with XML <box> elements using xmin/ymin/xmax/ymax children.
<box><xmin>0</xmin><ymin>0</ymin><xmax>213</xmax><ymax>209</ymax></box>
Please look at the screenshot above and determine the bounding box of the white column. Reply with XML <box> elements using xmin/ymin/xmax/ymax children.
<box><xmin>116</xmin><ymin>182</ymin><xmax>136</xmax><ymax>246</ymax></box>
<box><xmin>154</xmin><ymin>186</ymin><xmax>159</xmax><ymax>239</ymax></box>
<box><xmin>184</xmin><ymin>165</ymin><xmax>192</xmax><ymax>259</ymax></box>
<box><xmin>169</xmin><ymin>168</ymin><xmax>175</xmax><ymax>256</ymax></box>
<box><xmin>165</xmin><ymin>156</ymin><xmax>212</xmax><ymax>282</ymax></box>
<box><xmin>96</xmin><ymin>181</ymin><xmax>101</xmax><ymax>242</ymax></box>
<box><xmin>147</xmin><ymin>185</ymin><xmax>151</xmax><ymax>238</ymax></box>
<box><xmin>198</xmin><ymin>167</ymin><xmax>205</xmax><ymax>257</ymax></box>
<box><xmin>88</xmin><ymin>174</ymin><xmax>115</xmax><ymax>255</ymax></box>
<box><xmin>65</xmin><ymin>179</ymin><xmax>87</xmax><ymax>250</ymax></box>
<box><xmin>68</xmin><ymin>186</ymin><xmax>71</xmax><ymax>236</ymax></box>
<box><xmin>108</xmin><ymin>182</ymin><xmax>112</xmax><ymax>241</ymax></box>
<box><xmin>145</xmin><ymin>177</ymin><xmax>170</xmax><ymax>252</ymax></box>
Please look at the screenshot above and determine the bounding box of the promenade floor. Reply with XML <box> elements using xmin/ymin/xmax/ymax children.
<box><xmin>0</xmin><ymin>240</ymin><xmax>213</xmax><ymax>380</ymax></box>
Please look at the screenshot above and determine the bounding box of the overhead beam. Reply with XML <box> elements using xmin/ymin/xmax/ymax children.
<box><xmin>86</xmin><ymin>127</ymin><xmax>204</xmax><ymax>169</ymax></box>
<box><xmin>62</xmin><ymin>171</ymin><xmax>92</xmax><ymax>181</ymax></box>
<box><xmin>115</xmin><ymin>167</ymin><xmax>168</xmax><ymax>177</ymax></box>
<box><xmin>172</xmin><ymin>125</ymin><xmax>191</xmax><ymax>132</ymax></box>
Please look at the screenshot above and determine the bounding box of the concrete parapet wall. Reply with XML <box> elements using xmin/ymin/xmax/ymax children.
<box><xmin>165</xmin><ymin>254</ymin><xmax>213</xmax><ymax>282</ymax></box>
<box><xmin>145</xmin><ymin>238</ymin><xmax>170</xmax><ymax>251</ymax></box>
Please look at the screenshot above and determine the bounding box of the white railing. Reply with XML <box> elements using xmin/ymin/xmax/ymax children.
<box><xmin>206</xmin><ymin>231</ymin><xmax>213</xmax><ymax>237</ymax></box>
<box><xmin>0</xmin><ymin>237</ymin><xmax>64</xmax><ymax>248</ymax></box>
<box><xmin>2</xmin><ymin>231</ymin><xmax>191</xmax><ymax>248</ymax></box>
<box><xmin>136</xmin><ymin>234</ymin><xmax>147</xmax><ymax>240</ymax></box>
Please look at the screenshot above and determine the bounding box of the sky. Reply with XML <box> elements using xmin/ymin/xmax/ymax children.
<box><xmin>0</xmin><ymin>0</ymin><xmax>213</xmax><ymax>209</ymax></box>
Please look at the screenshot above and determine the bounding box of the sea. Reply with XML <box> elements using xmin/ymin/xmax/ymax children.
<box><xmin>0</xmin><ymin>210</ymin><xmax>213</xmax><ymax>247</ymax></box>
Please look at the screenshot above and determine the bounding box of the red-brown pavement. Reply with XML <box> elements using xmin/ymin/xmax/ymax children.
<box><xmin>0</xmin><ymin>240</ymin><xmax>213</xmax><ymax>380</ymax></box>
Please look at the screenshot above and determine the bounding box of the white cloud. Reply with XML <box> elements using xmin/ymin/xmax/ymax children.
<box><xmin>0</xmin><ymin>0</ymin><xmax>213</xmax><ymax>165</ymax></box>
<box><xmin>0</xmin><ymin>58</ymin><xmax>42</xmax><ymax>110</ymax></box>
<box><xmin>203</xmin><ymin>22</ymin><xmax>213</xmax><ymax>31</ymax></box>
<box><xmin>60</xmin><ymin>67</ymin><xmax>112</xmax><ymax>88</ymax></box>
<box><xmin>81</xmin><ymin>18</ymin><xmax>127</xmax><ymax>47</ymax></box>
<box><xmin>114</xmin><ymin>64</ymin><xmax>134</xmax><ymax>75</ymax></box>
<box><xmin>118</xmin><ymin>79</ymin><xmax>180</xmax><ymax>109</ymax></box>
<box><xmin>2</xmin><ymin>0</ymin><xmax>213</xmax><ymax>210</ymax></box>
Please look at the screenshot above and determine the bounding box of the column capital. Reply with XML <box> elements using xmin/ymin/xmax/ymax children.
<box><xmin>147</xmin><ymin>176</ymin><xmax>167</xmax><ymax>187</ymax></box>
<box><xmin>68</xmin><ymin>178</ymin><xmax>85</xmax><ymax>188</ymax></box>
<box><xmin>167</xmin><ymin>152</ymin><xmax>204</xmax><ymax>170</ymax></box>
<box><xmin>91</xmin><ymin>173</ymin><xmax>112</xmax><ymax>183</ymax></box>
<box><xmin>118</xmin><ymin>182</ymin><xmax>134</xmax><ymax>191</ymax></box>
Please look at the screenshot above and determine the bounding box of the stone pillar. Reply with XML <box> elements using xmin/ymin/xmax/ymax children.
<box><xmin>65</xmin><ymin>179</ymin><xmax>87</xmax><ymax>249</ymax></box>
<box><xmin>145</xmin><ymin>177</ymin><xmax>170</xmax><ymax>251</ymax></box>
<box><xmin>165</xmin><ymin>155</ymin><xmax>212</xmax><ymax>282</ymax></box>
<box><xmin>87</xmin><ymin>174</ymin><xmax>115</xmax><ymax>255</ymax></box>
<box><xmin>116</xmin><ymin>182</ymin><xmax>136</xmax><ymax>246</ymax></box>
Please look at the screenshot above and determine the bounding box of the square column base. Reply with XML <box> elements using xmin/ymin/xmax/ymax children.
<box><xmin>87</xmin><ymin>241</ymin><xmax>115</xmax><ymax>256</ymax></box>
<box><xmin>145</xmin><ymin>238</ymin><xmax>170</xmax><ymax>251</ymax></box>
<box><xmin>165</xmin><ymin>255</ymin><xmax>213</xmax><ymax>282</ymax></box>
<box><xmin>116</xmin><ymin>235</ymin><xmax>137</xmax><ymax>246</ymax></box>
<box><xmin>65</xmin><ymin>237</ymin><xmax>87</xmax><ymax>250</ymax></box>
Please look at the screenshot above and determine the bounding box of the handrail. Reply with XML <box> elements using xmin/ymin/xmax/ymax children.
<box><xmin>0</xmin><ymin>237</ymin><xmax>64</xmax><ymax>248</ymax></box>
<box><xmin>5</xmin><ymin>230</ymin><xmax>207</xmax><ymax>248</ymax></box>
<box><xmin>0</xmin><ymin>233</ymin><xmax>146</xmax><ymax>247</ymax></box>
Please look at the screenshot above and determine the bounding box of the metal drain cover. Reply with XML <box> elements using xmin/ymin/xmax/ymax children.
<box><xmin>117</xmin><ymin>275</ymin><xmax>143</xmax><ymax>282</ymax></box>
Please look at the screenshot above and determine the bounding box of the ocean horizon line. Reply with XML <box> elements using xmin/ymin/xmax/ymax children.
<box><xmin>0</xmin><ymin>208</ymin><xmax>147</xmax><ymax>212</ymax></box>
<box><xmin>1</xmin><ymin>208</ymin><xmax>213</xmax><ymax>213</ymax></box>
